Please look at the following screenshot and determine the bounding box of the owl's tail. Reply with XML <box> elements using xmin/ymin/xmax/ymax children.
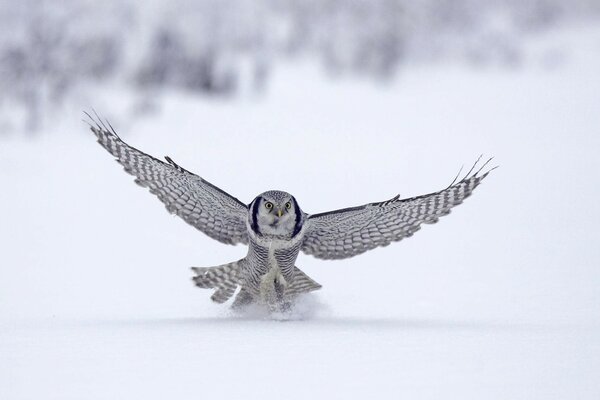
<box><xmin>192</xmin><ymin>260</ymin><xmax>243</xmax><ymax>304</ymax></box>
<box><xmin>192</xmin><ymin>260</ymin><xmax>322</xmax><ymax>305</ymax></box>
<box><xmin>285</xmin><ymin>268</ymin><xmax>322</xmax><ymax>297</ymax></box>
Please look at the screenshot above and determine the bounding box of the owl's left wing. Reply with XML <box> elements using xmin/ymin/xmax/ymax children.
<box><xmin>301</xmin><ymin>159</ymin><xmax>495</xmax><ymax>260</ymax></box>
<box><xmin>87</xmin><ymin>113</ymin><xmax>249</xmax><ymax>245</ymax></box>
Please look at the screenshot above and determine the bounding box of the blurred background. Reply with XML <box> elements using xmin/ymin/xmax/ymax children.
<box><xmin>1</xmin><ymin>0</ymin><xmax>599</xmax><ymax>133</ymax></box>
<box><xmin>1</xmin><ymin>1</ymin><xmax>600</xmax><ymax>399</ymax></box>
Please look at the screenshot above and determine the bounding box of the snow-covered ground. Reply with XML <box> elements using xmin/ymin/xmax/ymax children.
<box><xmin>1</xmin><ymin>25</ymin><xmax>599</xmax><ymax>399</ymax></box>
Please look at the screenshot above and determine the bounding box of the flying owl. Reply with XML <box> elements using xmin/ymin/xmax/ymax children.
<box><xmin>87</xmin><ymin>114</ymin><xmax>494</xmax><ymax>311</ymax></box>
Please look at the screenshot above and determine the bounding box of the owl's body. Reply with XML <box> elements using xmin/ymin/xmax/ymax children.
<box><xmin>87</xmin><ymin>114</ymin><xmax>494</xmax><ymax>311</ymax></box>
<box><xmin>194</xmin><ymin>190</ymin><xmax>319</xmax><ymax>309</ymax></box>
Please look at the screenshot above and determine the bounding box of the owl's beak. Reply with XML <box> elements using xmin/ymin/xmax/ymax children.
<box><xmin>276</xmin><ymin>208</ymin><xmax>283</xmax><ymax>218</ymax></box>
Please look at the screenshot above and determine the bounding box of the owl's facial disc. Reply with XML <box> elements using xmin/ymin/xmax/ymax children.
<box><xmin>251</xmin><ymin>191</ymin><xmax>300</xmax><ymax>237</ymax></box>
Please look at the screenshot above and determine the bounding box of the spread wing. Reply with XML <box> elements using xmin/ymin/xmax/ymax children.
<box><xmin>301</xmin><ymin>158</ymin><xmax>495</xmax><ymax>260</ymax></box>
<box><xmin>87</xmin><ymin>113</ymin><xmax>249</xmax><ymax>245</ymax></box>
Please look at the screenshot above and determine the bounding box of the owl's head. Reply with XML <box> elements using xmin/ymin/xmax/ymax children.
<box><xmin>250</xmin><ymin>190</ymin><xmax>303</xmax><ymax>238</ymax></box>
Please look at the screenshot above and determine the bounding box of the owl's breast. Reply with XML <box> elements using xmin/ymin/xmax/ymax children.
<box><xmin>272</xmin><ymin>241</ymin><xmax>302</xmax><ymax>280</ymax></box>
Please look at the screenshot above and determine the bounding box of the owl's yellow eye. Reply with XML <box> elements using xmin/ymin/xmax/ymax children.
<box><xmin>265</xmin><ymin>202</ymin><xmax>273</xmax><ymax>210</ymax></box>
<box><xmin>285</xmin><ymin>202</ymin><xmax>292</xmax><ymax>210</ymax></box>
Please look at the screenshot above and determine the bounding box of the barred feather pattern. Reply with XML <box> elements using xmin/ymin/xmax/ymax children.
<box><xmin>274</xmin><ymin>240</ymin><xmax>303</xmax><ymax>284</ymax></box>
<box><xmin>87</xmin><ymin>115</ymin><xmax>249</xmax><ymax>245</ymax></box>
<box><xmin>241</xmin><ymin>239</ymin><xmax>304</xmax><ymax>297</ymax></box>
<box><xmin>243</xmin><ymin>242</ymin><xmax>271</xmax><ymax>296</ymax></box>
<box><xmin>192</xmin><ymin>261</ymin><xmax>321</xmax><ymax>304</ymax></box>
<box><xmin>192</xmin><ymin>261</ymin><xmax>243</xmax><ymax>303</ymax></box>
<box><xmin>285</xmin><ymin>268</ymin><xmax>322</xmax><ymax>296</ymax></box>
<box><xmin>301</xmin><ymin>162</ymin><xmax>493</xmax><ymax>260</ymax></box>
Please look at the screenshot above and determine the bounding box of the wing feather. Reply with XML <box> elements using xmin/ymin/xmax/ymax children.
<box><xmin>87</xmin><ymin>113</ymin><xmax>248</xmax><ymax>245</ymax></box>
<box><xmin>301</xmin><ymin>159</ymin><xmax>494</xmax><ymax>260</ymax></box>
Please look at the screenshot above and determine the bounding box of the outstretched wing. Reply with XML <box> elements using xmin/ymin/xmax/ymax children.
<box><xmin>301</xmin><ymin>158</ymin><xmax>495</xmax><ymax>260</ymax></box>
<box><xmin>87</xmin><ymin>113</ymin><xmax>249</xmax><ymax>245</ymax></box>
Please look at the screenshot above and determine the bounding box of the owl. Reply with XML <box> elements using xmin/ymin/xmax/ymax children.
<box><xmin>87</xmin><ymin>113</ymin><xmax>494</xmax><ymax>311</ymax></box>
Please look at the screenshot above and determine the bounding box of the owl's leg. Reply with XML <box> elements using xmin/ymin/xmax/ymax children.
<box><xmin>273</xmin><ymin>279</ymin><xmax>293</xmax><ymax>312</ymax></box>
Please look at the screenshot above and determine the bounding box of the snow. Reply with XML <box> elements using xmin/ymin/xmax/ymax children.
<box><xmin>1</xmin><ymin>25</ymin><xmax>599</xmax><ymax>399</ymax></box>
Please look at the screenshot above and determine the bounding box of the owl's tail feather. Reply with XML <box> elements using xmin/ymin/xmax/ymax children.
<box><xmin>192</xmin><ymin>260</ymin><xmax>243</xmax><ymax>304</ymax></box>
<box><xmin>192</xmin><ymin>260</ymin><xmax>321</xmax><ymax>305</ymax></box>
<box><xmin>286</xmin><ymin>268</ymin><xmax>322</xmax><ymax>296</ymax></box>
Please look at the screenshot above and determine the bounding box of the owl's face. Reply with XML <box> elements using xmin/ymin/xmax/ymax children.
<box><xmin>250</xmin><ymin>190</ymin><xmax>302</xmax><ymax>238</ymax></box>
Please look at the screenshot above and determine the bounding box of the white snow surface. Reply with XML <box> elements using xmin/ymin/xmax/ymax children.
<box><xmin>1</xmin><ymin>26</ymin><xmax>599</xmax><ymax>399</ymax></box>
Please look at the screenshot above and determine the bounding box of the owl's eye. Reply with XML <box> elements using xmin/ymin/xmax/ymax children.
<box><xmin>285</xmin><ymin>202</ymin><xmax>292</xmax><ymax>210</ymax></box>
<box><xmin>265</xmin><ymin>202</ymin><xmax>273</xmax><ymax>210</ymax></box>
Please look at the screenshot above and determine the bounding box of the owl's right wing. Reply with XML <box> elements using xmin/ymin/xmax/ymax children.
<box><xmin>87</xmin><ymin>114</ymin><xmax>249</xmax><ymax>245</ymax></box>
<box><xmin>301</xmin><ymin>158</ymin><xmax>494</xmax><ymax>260</ymax></box>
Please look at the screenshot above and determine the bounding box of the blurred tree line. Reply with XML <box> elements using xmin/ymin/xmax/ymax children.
<box><xmin>0</xmin><ymin>0</ymin><xmax>598</xmax><ymax>133</ymax></box>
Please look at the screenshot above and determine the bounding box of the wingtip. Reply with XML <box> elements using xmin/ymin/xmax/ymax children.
<box><xmin>464</xmin><ymin>155</ymin><xmax>498</xmax><ymax>180</ymax></box>
<box><xmin>82</xmin><ymin>110</ymin><xmax>100</xmax><ymax>132</ymax></box>
<box><xmin>481</xmin><ymin>164</ymin><xmax>500</xmax><ymax>178</ymax></box>
<box><xmin>83</xmin><ymin>109</ymin><xmax>121</xmax><ymax>139</ymax></box>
